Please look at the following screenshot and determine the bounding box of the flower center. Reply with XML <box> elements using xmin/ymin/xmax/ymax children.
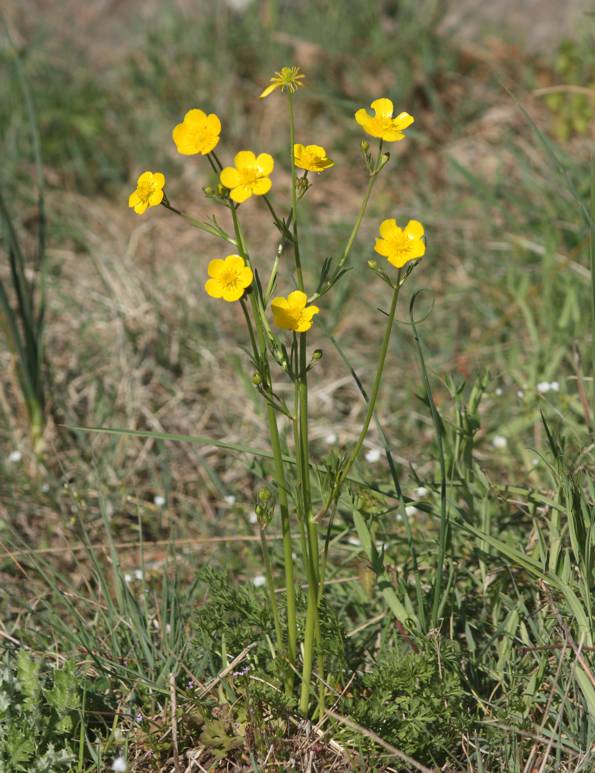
<box><xmin>392</xmin><ymin>234</ymin><xmax>413</xmax><ymax>256</ymax></box>
<box><xmin>220</xmin><ymin>269</ymin><xmax>240</xmax><ymax>289</ymax></box>
<box><xmin>237</xmin><ymin>167</ymin><xmax>260</xmax><ymax>187</ymax></box>
<box><xmin>137</xmin><ymin>181</ymin><xmax>155</xmax><ymax>201</ymax></box>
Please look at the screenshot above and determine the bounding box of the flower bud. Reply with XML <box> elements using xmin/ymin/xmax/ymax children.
<box><xmin>258</xmin><ymin>487</ymin><xmax>272</xmax><ymax>503</ymax></box>
<box><xmin>360</xmin><ymin>139</ymin><xmax>370</xmax><ymax>154</ymax></box>
<box><xmin>368</xmin><ymin>259</ymin><xmax>378</xmax><ymax>270</ymax></box>
<box><xmin>252</xmin><ymin>372</ymin><xmax>262</xmax><ymax>386</ymax></box>
<box><xmin>311</xmin><ymin>349</ymin><xmax>323</xmax><ymax>362</ymax></box>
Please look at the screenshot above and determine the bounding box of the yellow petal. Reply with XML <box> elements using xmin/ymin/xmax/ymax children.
<box><xmin>234</xmin><ymin>150</ymin><xmax>256</xmax><ymax>170</ymax></box>
<box><xmin>128</xmin><ymin>191</ymin><xmax>140</xmax><ymax>207</ymax></box>
<box><xmin>256</xmin><ymin>153</ymin><xmax>274</xmax><ymax>175</ymax></box>
<box><xmin>252</xmin><ymin>177</ymin><xmax>272</xmax><ymax>196</ymax></box>
<box><xmin>239</xmin><ymin>266</ymin><xmax>254</xmax><ymax>287</ymax></box>
<box><xmin>222</xmin><ymin>285</ymin><xmax>244</xmax><ymax>302</ymax></box>
<box><xmin>393</xmin><ymin>112</ymin><xmax>414</xmax><ymax>130</ymax></box>
<box><xmin>404</xmin><ymin>220</ymin><xmax>424</xmax><ymax>240</ymax></box>
<box><xmin>205</xmin><ymin>278</ymin><xmax>223</xmax><ymax>298</ymax></box>
<box><xmin>374</xmin><ymin>238</ymin><xmax>392</xmax><ymax>257</ymax></box>
<box><xmin>408</xmin><ymin>240</ymin><xmax>426</xmax><ymax>260</ymax></box>
<box><xmin>224</xmin><ymin>254</ymin><xmax>245</xmax><ymax>272</ymax></box>
<box><xmin>184</xmin><ymin>108</ymin><xmax>207</xmax><ymax>127</ymax></box>
<box><xmin>207</xmin><ymin>113</ymin><xmax>221</xmax><ymax>135</ymax></box>
<box><xmin>271</xmin><ymin>296</ymin><xmax>289</xmax><ymax>311</ymax></box>
<box><xmin>230</xmin><ymin>184</ymin><xmax>253</xmax><ymax>203</ymax></box>
<box><xmin>148</xmin><ymin>189</ymin><xmax>163</xmax><ymax>207</ymax></box>
<box><xmin>287</xmin><ymin>290</ymin><xmax>307</xmax><ymax>309</ymax></box>
<box><xmin>379</xmin><ymin>128</ymin><xmax>405</xmax><ymax>142</ymax></box>
<box><xmin>172</xmin><ymin>125</ymin><xmax>196</xmax><ymax>154</ymax></box>
<box><xmin>138</xmin><ymin>171</ymin><xmax>153</xmax><ymax>185</ymax></box>
<box><xmin>259</xmin><ymin>82</ymin><xmax>279</xmax><ymax>99</ymax></box>
<box><xmin>371</xmin><ymin>98</ymin><xmax>394</xmax><ymax>118</ymax></box>
<box><xmin>207</xmin><ymin>258</ymin><xmax>225</xmax><ymax>278</ymax></box>
<box><xmin>153</xmin><ymin>172</ymin><xmax>165</xmax><ymax>189</ymax></box>
<box><xmin>220</xmin><ymin>167</ymin><xmax>241</xmax><ymax>189</ymax></box>
<box><xmin>379</xmin><ymin>219</ymin><xmax>399</xmax><ymax>239</ymax></box>
<box><xmin>134</xmin><ymin>200</ymin><xmax>148</xmax><ymax>215</ymax></box>
<box><xmin>354</xmin><ymin>108</ymin><xmax>371</xmax><ymax>127</ymax></box>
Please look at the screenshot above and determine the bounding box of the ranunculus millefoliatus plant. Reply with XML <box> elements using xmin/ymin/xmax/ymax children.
<box><xmin>127</xmin><ymin>66</ymin><xmax>426</xmax><ymax>716</ymax></box>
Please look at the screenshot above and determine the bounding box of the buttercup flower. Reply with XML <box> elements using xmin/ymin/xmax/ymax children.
<box><xmin>294</xmin><ymin>144</ymin><xmax>334</xmax><ymax>173</ymax></box>
<box><xmin>220</xmin><ymin>151</ymin><xmax>274</xmax><ymax>203</ymax></box>
<box><xmin>172</xmin><ymin>109</ymin><xmax>221</xmax><ymax>155</ymax></box>
<box><xmin>355</xmin><ymin>98</ymin><xmax>414</xmax><ymax>142</ymax></box>
<box><xmin>259</xmin><ymin>66</ymin><xmax>305</xmax><ymax>98</ymax></box>
<box><xmin>374</xmin><ymin>218</ymin><xmax>425</xmax><ymax>268</ymax></box>
<box><xmin>128</xmin><ymin>171</ymin><xmax>165</xmax><ymax>215</ymax></box>
<box><xmin>204</xmin><ymin>254</ymin><xmax>253</xmax><ymax>302</ymax></box>
<box><xmin>271</xmin><ymin>291</ymin><xmax>319</xmax><ymax>333</ymax></box>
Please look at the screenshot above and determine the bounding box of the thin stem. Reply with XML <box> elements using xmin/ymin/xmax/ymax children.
<box><xmin>590</xmin><ymin>154</ymin><xmax>595</xmax><ymax>433</ymax></box>
<box><xmin>338</xmin><ymin>139</ymin><xmax>384</xmax><ymax>270</ymax></box>
<box><xmin>343</xmin><ymin>277</ymin><xmax>400</xmax><ymax>481</ymax></box>
<box><xmin>288</xmin><ymin>93</ymin><xmax>304</xmax><ymax>290</ymax></box>
<box><xmin>297</xmin><ymin>333</ymin><xmax>322</xmax><ymax>715</ymax></box>
<box><xmin>232</xmin><ymin>205</ymin><xmax>298</xmax><ymax>673</ymax></box>
<box><xmin>259</xmin><ymin>525</ymin><xmax>284</xmax><ymax>653</ymax></box>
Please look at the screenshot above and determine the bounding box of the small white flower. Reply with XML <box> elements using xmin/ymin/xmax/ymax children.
<box><xmin>153</xmin><ymin>495</ymin><xmax>166</xmax><ymax>507</ymax></box>
<box><xmin>112</xmin><ymin>756</ymin><xmax>127</xmax><ymax>772</ymax></box>
<box><xmin>365</xmin><ymin>448</ymin><xmax>382</xmax><ymax>463</ymax></box>
<box><xmin>549</xmin><ymin>381</ymin><xmax>560</xmax><ymax>392</ymax></box>
<box><xmin>405</xmin><ymin>505</ymin><xmax>418</xmax><ymax>517</ymax></box>
<box><xmin>537</xmin><ymin>382</ymin><xmax>550</xmax><ymax>394</ymax></box>
<box><xmin>324</xmin><ymin>432</ymin><xmax>337</xmax><ymax>445</ymax></box>
<box><xmin>8</xmin><ymin>450</ymin><xmax>22</xmax><ymax>463</ymax></box>
<box><xmin>532</xmin><ymin>457</ymin><xmax>540</xmax><ymax>466</ymax></box>
<box><xmin>134</xmin><ymin>569</ymin><xmax>143</xmax><ymax>581</ymax></box>
<box><xmin>492</xmin><ymin>435</ymin><xmax>507</xmax><ymax>449</ymax></box>
<box><xmin>252</xmin><ymin>575</ymin><xmax>266</xmax><ymax>587</ymax></box>
<box><xmin>494</xmin><ymin>387</ymin><xmax>503</xmax><ymax>396</ymax></box>
<box><xmin>248</xmin><ymin>510</ymin><xmax>258</xmax><ymax>524</ymax></box>
<box><xmin>224</xmin><ymin>495</ymin><xmax>236</xmax><ymax>505</ymax></box>
<box><xmin>413</xmin><ymin>486</ymin><xmax>427</xmax><ymax>498</ymax></box>
<box><xmin>124</xmin><ymin>573</ymin><xmax>133</xmax><ymax>584</ymax></box>
<box><xmin>347</xmin><ymin>537</ymin><xmax>361</xmax><ymax>547</ymax></box>
<box><xmin>516</xmin><ymin>390</ymin><xmax>524</xmax><ymax>398</ymax></box>
<box><xmin>41</xmin><ymin>482</ymin><xmax>50</xmax><ymax>493</ymax></box>
<box><xmin>165</xmin><ymin>623</ymin><xmax>171</xmax><ymax>634</ymax></box>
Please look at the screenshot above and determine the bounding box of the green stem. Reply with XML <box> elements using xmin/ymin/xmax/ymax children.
<box><xmin>232</xmin><ymin>206</ymin><xmax>298</xmax><ymax>674</ymax></box>
<box><xmin>590</xmin><ymin>155</ymin><xmax>595</xmax><ymax>432</ymax></box>
<box><xmin>297</xmin><ymin>333</ymin><xmax>322</xmax><ymax>715</ymax></box>
<box><xmin>259</xmin><ymin>525</ymin><xmax>284</xmax><ymax>653</ymax></box>
<box><xmin>338</xmin><ymin>140</ymin><xmax>384</xmax><ymax>270</ymax></box>
<box><xmin>288</xmin><ymin>93</ymin><xmax>304</xmax><ymax>290</ymax></box>
<box><xmin>343</xmin><ymin>277</ymin><xmax>400</xmax><ymax>481</ymax></box>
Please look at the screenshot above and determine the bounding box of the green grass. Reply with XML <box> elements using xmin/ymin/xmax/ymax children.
<box><xmin>1</xmin><ymin>0</ymin><xmax>594</xmax><ymax>770</ymax></box>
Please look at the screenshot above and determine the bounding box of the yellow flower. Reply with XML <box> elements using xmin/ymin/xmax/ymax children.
<box><xmin>259</xmin><ymin>66</ymin><xmax>305</xmax><ymax>98</ymax></box>
<box><xmin>172</xmin><ymin>109</ymin><xmax>221</xmax><ymax>155</ymax></box>
<box><xmin>220</xmin><ymin>151</ymin><xmax>274</xmax><ymax>203</ymax></box>
<box><xmin>294</xmin><ymin>144</ymin><xmax>334</xmax><ymax>173</ymax></box>
<box><xmin>271</xmin><ymin>290</ymin><xmax>319</xmax><ymax>333</ymax></box>
<box><xmin>204</xmin><ymin>254</ymin><xmax>253</xmax><ymax>302</ymax></box>
<box><xmin>374</xmin><ymin>218</ymin><xmax>425</xmax><ymax>268</ymax></box>
<box><xmin>128</xmin><ymin>171</ymin><xmax>165</xmax><ymax>215</ymax></box>
<box><xmin>355</xmin><ymin>98</ymin><xmax>414</xmax><ymax>142</ymax></box>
